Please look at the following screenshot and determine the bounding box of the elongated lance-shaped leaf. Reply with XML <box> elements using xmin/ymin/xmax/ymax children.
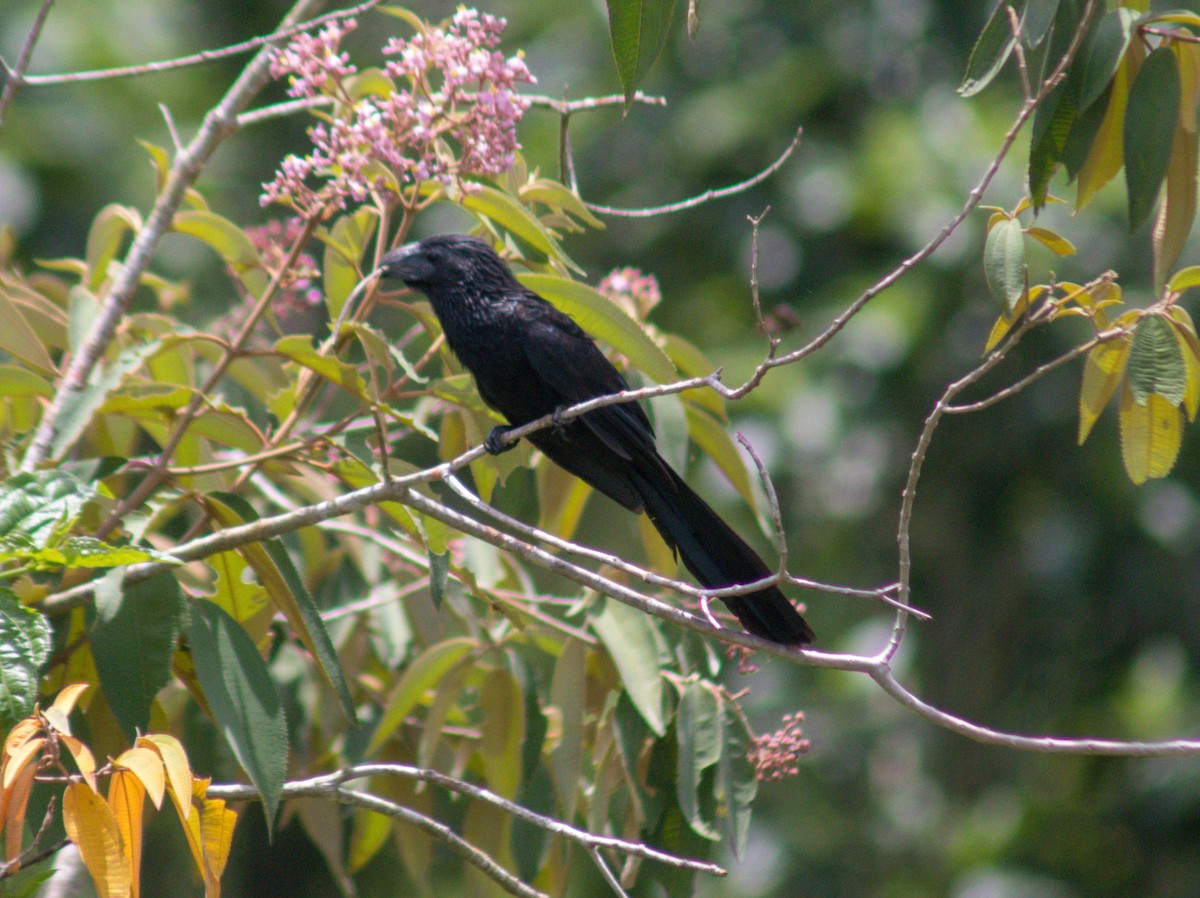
<box><xmin>606</xmin><ymin>0</ymin><xmax>677</xmax><ymax>108</ymax></box>
<box><xmin>959</xmin><ymin>0</ymin><xmax>1019</xmax><ymax>97</ymax></box>
<box><xmin>1125</xmin><ymin>47</ymin><xmax>1181</xmax><ymax>232</ymax></box>
<box><xmin>1153</xmin><ymin>122</ymin><xmax>1199</xmax><ymax>288</ymax></box>
<box><xmin>204</xmin><ymin>493</ymin><xmax>356</xmax><ymax>722</ymax></box>
<box><xmin>1120</xmin><ymin>387</ymin><xmax>1183</xmax><ymax>484</ymax></box>
<box><xmin>676</xmin><ymin>679</ymin><xmax>721</xmax><ymax>840</ymax></box>
<box><xmin>1078</xmin><ymin>337</ymin><xmax>1131</xmax><ymax>444</ymax></box>
<box><xmin>589</xmin><ymin>596</ymin><xmax>666</xmax><ymax>735</ymax></box>
<box><xmin>186</xmin><ymin>599</ymin><xmax>287</xmax><ymax>831</ymax></box>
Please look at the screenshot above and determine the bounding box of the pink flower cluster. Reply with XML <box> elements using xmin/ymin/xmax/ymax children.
<box><xmin>261</xmin><ymin>10</ymin><xmax>534</xmax><ymax>214</ymax></box>
<box><xmin>748</xmin><ymin>711</ymin><xmax>809</xmax><ymax>781</ymax></box>
<box><xmin>598</xmin><ymin>268</ymin><xmax>663</xmax><ymax>320</ymax></box>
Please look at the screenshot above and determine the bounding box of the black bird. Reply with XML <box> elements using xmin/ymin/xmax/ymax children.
<box><xmin>379</xmin><ymin>234</ymin><xmax>814</xmax><ymax>646</ymax></box>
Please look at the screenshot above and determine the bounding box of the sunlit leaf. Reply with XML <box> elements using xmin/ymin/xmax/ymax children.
<box><xmin>459</xmin><ymin>185</ymin><xmax>580</xmax><ymax>271</ymax></box>
<box><xmin>1124</xmin><ymin>47</ymin><xmax>1181</xmax><ymax>231</ymax></box>
<box><xmin>1078</xmin><ymin>336</ymin><xmax>1131</xmax><ymax>444</ymax></box>
<box><xmin>1026</xmin><ymin>226</ymin><xmax>1077</xmax><ymax>256</ymax></box>
<box><xmin>549</xmin><ymin>638</ymin><xmax>586</xmax><ymax>822</ymax></box>
<box><xmin>274</xmin><ymin>334</ymin><xmax>370</xmax><ymax>400</ymax></box>
<box><xmin>0</xmin><ymin>591</ymin><xmax>50</xmax><ymax>732</ymax></box>
<box><xmin>1078</xmin><ymin>40</ymin><xmax>1144</xmax><ymax>209</ymax></box>
<box><xmin>590</xmin><ymin>596</ymin><xmax>665</xmax><ymax>735</ymax></box>
<box><xmin>173</xmin><ymin>210</ymin><xmax>269</xmax><ymax>298</ymax></box>
<box><xmin>367</xmin><ymin>637</ymin><xmax>479</xmax><ymax>757</ymax></box>
<box><xmin>1153</xmin><ymin>125</ymin><xmax>1198</xmax><ymax>288</ymax></box>
<box><xmin>0</xmin><ymin>285</ymin><xmax>55</xmax><ymax>374</ymax></box>
<box><xmin>1120</xmin><ymin>386</ymin><xmax>1183</xmax><ymax>484</ymax></box>
<box><xmin>715</xmin><ymin>698</ymin><xmax>758</xmax><ymax>859</ymax></box>
<box><xmin>676</xmin><ymin>680</ymin><xmax>721</xmax><ymax>840</ymax></box>
<box><xmin>479</xmin><ymin>667</ymin><xmax>525</xmax><ymax>800</ymax></box>
<box><xmin>137</xmin><ymin>734</ymin><xmax>192</xmax><ymax>821</ymax></box>
<box><xmin>85</xmin><ymin>204</ymin><xmax>142</xmax><ymax>292</ymax></box>
<box><xmin>321</xmin><ymin>207</ymin><xmax>378</xmax><ymax>319</ymax></box>
<box><xmin>518</xmin><ymin>273</ymin><xmax>678</xmax><ymax>383</ymax></box>
<box><xmin>106</xmin><ymin>769</ymin><xmax>146</xmax><ymax>898</ymax></box>
<box><xmin>63</xmin><ymin>781</ymin><xmax>131</xmax><ymax>898</ymax></box>
<box><xmin>112</xmin><ymin>746</ymin><xmax>166</xmax><ymax>810</ymax></box>
<box><xmin>1169</xmin><ymin>265</ymin><xmax>1200</xmax><ymax>294</ymax></box>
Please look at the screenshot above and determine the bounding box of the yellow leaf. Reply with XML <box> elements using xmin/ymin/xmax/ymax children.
<box><xmin>1152</xmin><ymin>125</ymin><xmax>1199</xmax><ymax>288</ymax></box>
<box><xmin>137</xmin><ymin>734</ymin><xmax>192</xmax><ymax>821</ymax></box>
<box><xmin>59</xmin><ymin>733</ymin><xmax>98</xmax><ymax>792</ymax></box>
<box><xmin>1175</xmin><ymin>323</ymin><xmax>1200</xmax><ymax>420</ymax></box>
<box><xmin>4</xmin><ymin>761</ymin><xmax>37</xmax><ymax>865</ymax></box>
<box><xmin>63</xmin><ymin>781</ymin><xmax>131</xmax><ymax>898</ymax></box>
<box><xmin>1174</xmin><ymin>41</ymin><xmax>1200</xmax><ymax>132</ymax></box>
<box><xmin>1079</xmin><ymin>41</ymin><xmax>1146</xmax><ymax>209</ymax></box>
<box><xmin>1079</xmin><ymin>337</ymin><xmax>1132</xmax><ymax>444</ymax></box>
<box><xmin>984</xmin><ymin>292</ymin><xmax>1030</xmax><ymax>352</ymax></box>
<box><xmin>107</xmin><ymin>770</ymin><xmax>145</xmax><ymax>898</ymax></box>
<box><xmin>4</xmin><ymin>718</ymin><xmax>42</xmax><ymax>758</ymax></box>
<box><xmin>1120</xmin><ymin>386</ymin><xmax>1183</xmax><ymax>484</ymax></box>
<box><xmin>2</xmin><ymin>736</ymin><xmax>43</xmax><ymax>790</ymax></box>
<box><xmin>176</xmin><ymin>778</ymin><xmax>237</xmax><ymax>897</ymax></box>
<box><xmin>51</xmin><ymin>683</ymin><xmax>91</xmax><ymax>719</ymax></box>
<box><xmin>113</xmin><ymin>747</ymin><xmax>166</xmax><ymax>810</ymax></box>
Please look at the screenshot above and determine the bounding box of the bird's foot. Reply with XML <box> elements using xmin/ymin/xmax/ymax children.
<box><xmin>484</xmin><ymin>425</ymin><xmax>518</xmax><ymax>455</ymax></box>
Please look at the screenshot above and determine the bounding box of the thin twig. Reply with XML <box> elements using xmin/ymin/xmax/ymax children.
<box><xmin>12</xmin><ymin>0</ymin><xmax>384</xmax><ymax>86</ymax></box>
<box><xmin>22</xmin><ymin>0</ymin><xmax>330</xmax><ymax>471</ymax></box>
<box><xmin>206</xmin><ymin>764</ymin><xmax>726</xmax><ymax>876</ymax></box>
<box><xmin>584</xmin><ymin>128</ymin><xmax>803</xmax><ymax>218</ymax></box>
<box><xmin>0</xmin><ymin>0</ymin><xmax>56</xmax><ymax>131</ymax></box>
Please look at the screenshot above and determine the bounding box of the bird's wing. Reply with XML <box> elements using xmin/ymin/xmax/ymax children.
<box><xmin>515</xmin><ymin>298</ymin><xmax>657</xmax><ymax>461</ymax></box>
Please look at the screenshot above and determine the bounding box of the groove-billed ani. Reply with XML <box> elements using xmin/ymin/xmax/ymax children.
<box><xmin>379</xmin><ymin>234</ymin><xmax>814</xmax><ymax>646</ymax></box>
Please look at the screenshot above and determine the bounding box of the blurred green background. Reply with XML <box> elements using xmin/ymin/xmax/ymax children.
<box><xmin>6</xmin><ymin>0</ymin><xmax>1200</xmax><ymax>895</ymax></box>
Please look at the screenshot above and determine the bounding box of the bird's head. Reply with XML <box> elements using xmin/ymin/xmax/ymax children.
<box><xmin>378</xmin><ymin>234</ymin><xmax>515</xmax><ymax>293</ymax></box>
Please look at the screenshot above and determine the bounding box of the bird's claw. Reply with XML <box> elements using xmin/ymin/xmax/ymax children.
<box><xmin>551</xmin><ymin>405</ymin><xmax>570</xmax><ymax>437</ymax></box>
<box><xmin>484</xmin><ymin>425</ymin><xmax>518</xmax><ymax>455</ymax></box>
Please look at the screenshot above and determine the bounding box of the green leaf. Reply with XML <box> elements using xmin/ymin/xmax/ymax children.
<box><xmin>676</xmin><ymin>680</ymin><xmax>721</xmax><ymax>840</ymax></box>
<box><xmin>549</xmin><ymin>638</ymin><xmax>586</xmax><ymax>822</ymax></box>
<box><xmin>204</xmin><ymin>493</ymin><xmax>356</xmax><ymax>722</ymax></box>
<box><xmin>1076</xmin><ymin>9</ymin><xmax>1137</xmax><ymax>114</ymax></box>
<box><xmin>959</xmin><ymin>1</ymin><xmax>1019</xmax><ymax>97</ymax></box>
<box><xmin>85</xmin><ymin>204</ymin><xmax>142</xmax><ymax>292</ymax></box>
<box><xmin>1129</xmin><ymin>314</ymin><xmax>1186</xmax><ymax>405</ymax></box>
<box><xmin>0</xmin><ymin>469</ymin><xmax>95</xmax><ymax>547</ymax></box>
<box><xmin>684</xmin><ymin>406</ymin><xmax>756</xmax><ymax>509</ymax></box>
<box><xmin>173</xmin><ymin>210</ymin><xmax>269</xmax><ymax>298</ymax></box>
<box><xmin>519</xmin><ymin>179</ymin><xmax>605</xmax><ymax>230</ymax></box>
<box><xmin>1022</xmin><ymin>0</ymin><xmax>1059</xmax><ymax>48</ymax></box>
<box><xmin>983</xmin><ymin>218</ymin><xmax>1027</xmax><ymax>312</ymax></box>
<box><xmin>427</xmin><ymin>550</ymin><xmax>449</xmax><ymax>609</ymax></box>
<box><xmin>0</xmin><ymin>534</ymin><xmax>178</xmax><ymax>570</ymax></box>
<box><xmin>1029</xmin><ymin>83</ymin><xmax>1076</xmax><ymax>208</ymax></box>
<box><xmin>590</xmin><ymin>596</ymin><xmax>665</xmax><ymax>735</ymax></box>
<box><xmin>367</xmin><ymin>637</ymin><xmax>479</xmax><ymax>757</ymax></box>
<box><xmin>1124</xmin><ymin>47</ymin><xmax>1181</xmax><ymax>231</ymax></box>
<box><xmin>0</xmin><ymin>285</ymin><xmax>55</xmax><ymax>375</ymax></box>
<box><xmin>479</xmin><ymin>667</ymin><xmax>525</xmax><ymax>800</ymax></box>
<box><xmin>715</xmin><ymin>699</ymin><xmax>757</xmax><ymax>858</ymax></box>
<box><xmin>49</xmin><ymin>341</ymin><xmax>162</xmax><ymax>462</ymax></box>
<box><xmin>606</xmin><ymin>0</ymin><xmax>677</xmax><ymax>107</ymax></box>
<box><xmin>90</xmin><ymin>571</ymin><xmax>187</xmax><ymax>742</ymax></box>
<box><xmin>0</xmin><ymin>589</ymin><xmax>51</xmax><ymax>732</ymax></box>
<box><xmin>518</xmin><ymin>273</ymin><xmax>678</xmax><ymax>383</ymax></box>
<box><xmin>274</xmin><ymin>334</ymin><xmax>370</xmax><ymax>400</ymax></box>
<box><xmin>321</xmin><ymin>207</ymin><xmax>378</xmax><ymax>319</ymax></box>
<box><xmin>458</xmin><ymin>185</ymin><xmax>581</xmax><ymax>272</ymax></box>
<box><xmin>186</xmin><ymin>598</ymin><xmax>287</xmax><ymax>829</ymax></box>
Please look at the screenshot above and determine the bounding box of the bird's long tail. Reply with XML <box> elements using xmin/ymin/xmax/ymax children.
<box><xmin>630</xmin><ymin>462</ymin><xmax>815</xmax><ymax>645</ymax></box>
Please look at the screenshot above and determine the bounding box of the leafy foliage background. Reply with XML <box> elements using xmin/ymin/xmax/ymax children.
<box><xmin>5</xmin><ymin>0</ymin><xmax>1200</xmax><ymax>896</ymax></box>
